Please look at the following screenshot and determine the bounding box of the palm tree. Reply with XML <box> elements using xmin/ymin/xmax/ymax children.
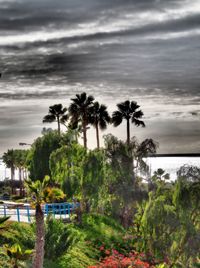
<box><xmin>3</xmin><ymin>149</ymin><xmax>16</xmax><ymax>194</ymax></box>
<box><xmin>89</xmin><ymin>102</ymin><xmax>110</xmax><ymax>149</ymax></box>
<box><xmin>25</xmin><ymin>176</ymin><xmax>64</xmax><ymax>268</ymax></box>
<box><xmin>69</xmin><ymin>92</ymin><xmax>94</xmax><ymax>149</ymax></box>
<box><xmin>14</xmin><ymin>150</ymin><xmax>28</xmax><ymax>197</ymax></box>
<box><xmin>43</xmin><ymin>104</ymin><xmax>68</xmax><ymax>136</ymax></box>
<box><xmin>112</xmin><ymin>100</ymin><xmax>145</xmax><ymax>145</ymax></box>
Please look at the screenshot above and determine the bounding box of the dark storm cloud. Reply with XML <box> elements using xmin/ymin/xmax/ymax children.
<box><xmin>0</xmin><ymin>90</ymin><xmax>66</xmax><ymax>100</ymax></box>
<box><xmin>0</xmin><ymin>0</ymin><xmax>198</xmax><ymax>35</ymax></box>
<box><xmin>1</xmin><ymin>0</ymin><xmax>199</xmax><ymax>93</ymax></box>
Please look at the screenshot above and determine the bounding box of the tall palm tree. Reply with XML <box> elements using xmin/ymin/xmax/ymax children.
<box><xmin>69</xmin><ymin>92</ymin><xmax>94</xmax><ymax>149</ymax></box>
<box><xmin>43</xmin><ymin>104</ymin><xmax>68</xmax><ymax>136</ymax></box>
<box><xmin>3</xmin><ymin>149</ymin><xmax>16</xmax><ymax>194</ymax></box>
<box><xmin>89</xmin><ymin>102</ymin><xmax>110</xmax><ymax>149</ymax></box>
<box><xmin>112</xmin><ymin>100</ymin><xmax>145</xmax><ymax>145</ymax></box>
<box><xmin>14</xmin><ymin>150</ymin><xmax>28</xmax><ymax>197</ymax></box>
<box><xmin>25</xmin><ymin>176</ymin><xmax>64</xmax><ymax>268</ymax></box>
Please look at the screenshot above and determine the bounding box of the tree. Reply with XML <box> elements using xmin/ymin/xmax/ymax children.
<box><xmin>50</xmin><ymin>144</ymin><xmax>107</xmax><ymax>219</ymax></box>
<box><xmin>43</xmin><ymin>104</ymin><xmax>68</xmax><ymax>136</ymax></box>
<box><xmin>27</xmin><ymin>131</ymin><xmax>61</xmax><ymax>181</ymax></box>
<box><xmin>134</xmin><ymin>166</ymin><xmax>200</xmax><ymax>267</ymax></box>
<box><xmin>14</xmin><ymin>150</ymin><xmax>29</xmax><ymax>196</ymax></box>
<box><xmin>82</xmin><ymin>149</ymin><xmax>106</xmax><ymax>212</ymax></box>
<box><xmin>2</xmin><ymin>149</ymin><xmax>16</xmax><ymax>194</ymax></box>
<box><xmin>134</xmin><ymin>138</ymin><xmax>158</xmax><ymax>178</ymax></box>
<box><xmin>25</xmin><ymin>176</ymin><xmax>64</xmax><ymax>268</ymax></box>
<box><xmin>103</xmin><ymin>134</ymin><xmax>158</xmax><ymax>228</ymax></box>
<box><xmin>69</xmin><ymin>92</ymin><xmax>94</xmax><ymax>149</ymax></box>
<box><xmin>112</xmin><ymin>100</ymin><xmax>145</xmax><ymax>145</ymax></box>
<box><xmin>50</xmin><ymin>144</ymin><xmax>86</xmax><ymax>198</ymax></box>
<box><xmin>89</xmin><ymin>102</ymin><xmax>110</xmax><ymax>149</ymax></box>
<box><xmin>103</xmin><ymin>134</ymin><xmax>137</xmax><ymax>227</ymax></box>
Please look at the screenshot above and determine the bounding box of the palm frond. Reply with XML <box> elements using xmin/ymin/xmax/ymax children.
<box><xmin>86</xmin><ymin>95</ymin><xmax>94</xmax><ymax>105</ymax></box>
<box><xmin>117</xmin><ymin>101</ymin><xmax>130</xmax><ymax>113</ymax></box>
<box><xmin>60</xmin><ymin>114</ymin><xmax>69</xmax><ymax>124</ymax></box>
<box><xmin>130</xmin><ymin>101</ymin><xmax>140</xmax><ymax>111</ymax></box>
<box><xmin>133</xmin><ymin>110</ymin><xmax>144</xmax><ymax>119</ymax></box>
<box><xmin>0</xmin><ymin>216</ymin><xmax>10</xmax><ymax>227</ymax></box>
<box><xmin>49</xmin><ymin>104</ymin><xmax>63</xmax><ymax>114</ymax></box>
<box><xmin>112</xmin><ymin>111</ymin><xmax>123</xmax><ymax>127</ymax></box>
<box><xmin>99</xmin><ymin>118</ymin><xmax>107</xmax><ymax>130</ymax></box>
<box><xmin>43</xmin><ymin>114</ymin><xmax>56</xmax><ymax>123</ymax></box>
<box><xmin>132</xmin><ymin>118</ymin><xmax>145</xmax><ymax>127</ymax></box>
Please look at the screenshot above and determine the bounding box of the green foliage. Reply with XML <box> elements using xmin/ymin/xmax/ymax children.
<box><xmin>0</xmin><ymin>216</ymin><xmax>10</xmax><ymax>232</ymax></box>
<box><xmin>134</xmin><ymin>166</ymin><xmax>200</xmax><ymax>267</ymax></box>
<box><xmin>43</xmin><ymin>187</ymin><xmax>66</xmax><ymax>203</ymax></box>
<box><xmin>2</xmin><ymin>121</ymin><xmax>199</xmax><ymax>268</ymax></box>
<box><xmin>103</xmin><ymin>134</ymin><xmax>151</xmax><ymax>226</ymax></box>
<box><xmin>141</xmin><ymin>193</ymin><xmax>179</xmax><ymax>258</ymax></box>
<box><xmin>58</xmin><ymin>241</ymin><xmax>98</xmax><ymax>268</ymax></box>
<box><xmin>44</xmin><ymin>216</ymin><xmax>74</xmax><ymax>260</ymax></box>
<box><xmin>45</xmin><ymin>213</ymin><xmax>129</xmax><ymax>267</ymax></box>
<box><xmin>4</xmin><ymin>243</ymin><xmax>33</xmax><ymax>267</ymax></box>
<box><xmin>43</xmin><ymin>213</ymin><xmax>128</xmax><ymax>268</ymax></box>
<box><xmin>27</xmin><ymin>131</ymin><xmax>61</xmax><ymax>181</ymax></box>
<box><xmin>0</xmin><ymin>222</ymin><xmax>35</xmax><ymax>249</ymax></box>
<box><xmin>79</xmin><ymin>214</ymin><xmax>125</xmax><ymax>248</ymax></box>
<box><xmin>26</xmin><ymin>176</ymin><xmax>65</xmax><ymax>206</ymax></box>
<box><xmin>50</xmin><ymin>143</ymin><xmax>86</xmax><ymax>197</ymax></box>
<box><xmin>25</xmin><ymin>175</ymin><xmax>51</xmax><ymax>205</ymax></box>
<box><xmin>82</xmin><ymin>149</ymin><xmax>106</xmax><ymax>207</ymax></box>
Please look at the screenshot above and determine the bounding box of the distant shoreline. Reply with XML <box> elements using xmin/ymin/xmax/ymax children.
<box><xmin>148</xmin><ymin>153</ymin><xmax>200</xmax><ymax>157</ymax></box>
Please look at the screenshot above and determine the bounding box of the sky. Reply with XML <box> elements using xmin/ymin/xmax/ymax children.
<box><xmin>0</xmin><ymin>0</ymin><xmax>200</xmax><ymax>155</ymax></box>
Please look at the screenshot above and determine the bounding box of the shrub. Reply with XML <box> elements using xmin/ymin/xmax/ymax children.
<box><xmin>89</xmin><ymin>249</ymin><xmax>152</xmax><ymax>268</ymax></box>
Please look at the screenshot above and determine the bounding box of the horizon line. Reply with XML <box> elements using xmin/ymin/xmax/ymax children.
<box><xmin>148</xmin><ymin>153</ymin><xmax>200</xmax><ymax>157</ymax></box>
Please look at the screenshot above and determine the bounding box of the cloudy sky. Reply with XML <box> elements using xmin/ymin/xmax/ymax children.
<box><xmin>0</xmin><ymin>0</ymin><xmax>200</xmax><ymax>155</ymax></box>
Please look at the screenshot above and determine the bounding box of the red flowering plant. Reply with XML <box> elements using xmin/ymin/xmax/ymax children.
<box><xmin>95</xmin><ymin>233</ymin><xmax>137</xmax><ymax>259</ymax></box>
<box><xmin>89</xmin><ymin>247</ymin><xmax>155</xmax><ymax>268</ymax></box>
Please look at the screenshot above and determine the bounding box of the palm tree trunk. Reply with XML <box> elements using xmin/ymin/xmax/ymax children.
<box><xmin>127</xmin><ymin>118</ymin><xmax>130</xmax><ymax>145</ymax></box>
<box><xmin>57</xmin><ymin>116</ymin><xmax>61</xmax><ymax>136</ymax></box>
<box><xmin>83</xmin><ymin>119</ymin><xmax>87</xmax><ymax>149</ymax></box>
<box><xmin>33</xmin><ymin>204</ymin><xmax>45</xmax><ymax>268</ymax></box>
<box><xmin>96</xmin><ymin>122</ymin><xmax>100</xmax><ymax>149</ymax></box>
<box><xmin>19</xmin><ymin>167</ymin><xmax>22</xmax><ymax>196</ymax></box>
<box><xmin>121</xmin><ymin>205</ymin><xmax>133</xmax><ymax>228</ymax></box>
<box><xmin>11</xmin><ymin>166</ymin><xmax>15</xmax><ymax>195</ymax></box>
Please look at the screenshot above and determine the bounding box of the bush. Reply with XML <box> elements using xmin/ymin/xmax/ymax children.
<box><xmin>0</xmin><ymin>222</ymin><xmax>35</xmax><ymax>249</ymax></box>
<box><xmin>88</xmin><ymin>250</ymin><xmax>152</xmax><ymax>268</ymax></box>
<box><xmin>44</xmin><ymin>216</ymin><xmax>73</xmax><ymax>260</ymax></box>
<box><xmin>58</xmin><ymin>241</ymin><xmax>99</xmax><ymax>268</ymax></box>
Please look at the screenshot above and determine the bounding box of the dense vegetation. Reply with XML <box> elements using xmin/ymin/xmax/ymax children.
<box><xmin>1</xmin><ymin>92</ymin><xmax>200</xmax><ymax>267</ymax></box>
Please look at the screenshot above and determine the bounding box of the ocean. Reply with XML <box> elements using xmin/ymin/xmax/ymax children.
<box><xmin>146</xmin><ymin>156</ymin><xmax>200</xmax><ymax>180</ymax></box>
<box><xmin>0</xmin><ymin>157</ymin><xmax>200</xmax><ymax>181</ymax></box>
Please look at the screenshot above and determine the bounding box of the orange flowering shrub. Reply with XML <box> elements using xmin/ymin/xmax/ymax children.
<box><xmin>89</xmin><ymin>248</ymin><xmax>154</xmax><ymax>268</ymax></box>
